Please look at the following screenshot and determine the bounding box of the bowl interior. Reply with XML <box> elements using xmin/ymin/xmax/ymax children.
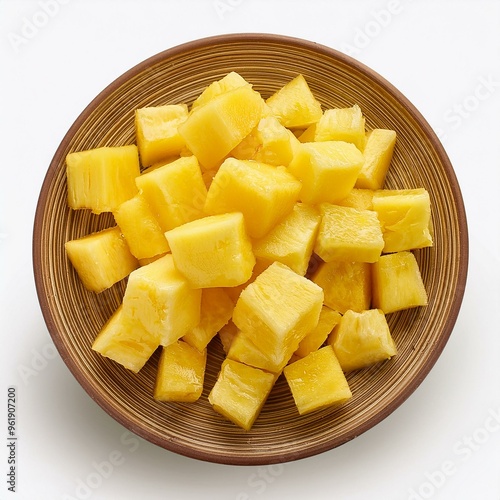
<box><xmin>33</xmin><ymin>34</ymin><xmax>468</xmax><ymax>465</ymax></box>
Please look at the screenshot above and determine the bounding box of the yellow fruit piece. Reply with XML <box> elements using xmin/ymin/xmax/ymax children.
<box><xmin>356</xmin><ymin>129</ymin><xmax>397</xmax><ymax>189</ymax></box>
<box><xmin>165</xmin><ymin>212</ymin><xmax>255</xmax><ymax>288</ymax></box>
<box><xmin>288</xmin><ymin>141</ymin><xmax>364</xmax><ymax>204</ymax></box>
<box><xmin>65</xmin><ymin>226</ymin><xmax>138</xmax><ymax>293</ymax></box>
<box><xmin>204</xmin><ymin>158</ymin><xmax>301</xmax><ymax>239</ymax></box>
<box><xmin>253</xmin><ymin>116</ymin><xmax>295</xmax><ymax>166</ymax></box>
<box><xmin>294</xmin><ymin>306</ymin><xmax>342</xmax><ymax>359</ymax></box>
<box><xmin>192</xmin><ymin>71</ymin><xmax>249</xmax><ymax>109</ymax></box>
<box><xmin>252</xmin><ymin>203</ymin><xmax>321</xmax><ymax>276</ymax></box>
<box><xmin>135</xmin><ymin>104</ymin><xmax>189</xmax><ymax>167</ymax></box>
<box><xmin>121</xmin><ymin>254</ymin><xmax>201</xmax><ymax>346</ymax></box>
<box><xmin>283</xmin><ymin>346</ymin><xmax>352</xmax><ymax>415</ymax></box>
<box><xmin>337</xmin><ymin>188</ymin><xmax>375</xmax><ymax>211</ymax></box>
<box><xmin>301</xmin><ymin>105</ymin><xmax>366</xmax><ymax>151</ymax></box>
<box><xmin>66</xmin><ymin>145</ymin><xmax>140</xmax><ymax>214</ymax></box>
<box><xmin>178</xmin><ymin>84</ymin><xmax>265</xmax><ymax>169</ymax></box>
<box><xmin>182</xmin><ymin>288</ymin><xmax>234</xmax><ymax>351</ymax></box>
<box><xmin>92</xmin><ymin>305</ymin><xmax>160</xmax><ymax>373</ymax></box>
<box><xmin>208</xmin><ymin>358</ymin><xmax>276</xmax><ymax>431</ymax></box>
<box><xmin>154</xmin><ymin>340</ymin><xmax>207</xmax><ymax>403</ymax></box>
<box><xmin>266</xmin><ymin>74</ymin><xmax>322</xmax><ymax>129</ymax></box>
<box><xmin>372</xmin><ymin>188</ymin><xmax>433</xmax><ymax>253</ymax></box>
<box><xmin>135</xmin><ymin>155</ymin><xmax>207</xmax><ymax>232</ymax></box>
<box><xmin>312</xmin><ymin>260</ymin><xmax>371</xmax><ymax>314</ymax></box>
<box><xmin>227</xmin><ymin>329</ymin><xmax>285</xmax><ymax>374</ymax></box>
<box><xmin>232</xmin><ymin>262</ymin><xmax>324</xmax><ymax>371</ymax></box>
<box><xmin>218</xmin><ymin>320</ymin><xmax>239</xmax><ymax>355</ymax></box>
<box><xmin>329</xmin><ymin>309</ymin><xmax>397</xmax><ymax>372</ymax></box>
<box><xmin>372</xmin><ymin>251</ymin><xmax>428</xmax><ymax>314</ymax></box>
<box><xmin>113</xmin><ymin>194</ymin><xmax>170</xmax><ymax>260</ymax></box>
<box><xmin>315</xmin><ymin>204</ymin><xmax>384</xmax><ymax>263</ymax></box>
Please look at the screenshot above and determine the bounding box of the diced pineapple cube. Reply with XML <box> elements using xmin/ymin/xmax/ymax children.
<box><xmin>135</xmin><ymin>104</ymin><xmax>189</xmax><ymax>167</ymax></box>
<box><xmin>218</xmin><ymin>320</ymin><xmax>239</xmax><ymax>355</ymax></box>
<box><xmin>121</xmin><ymin>254</ymin><xmax>201</xmax><ymax>346</ymax></box>
<box><xmin>178</xmin><ymin>84</ymin><xmax>265</xmax><ymax>169</ymax></box>
<box><xmin>252</xmin><ymin>203</ymin><xmax>321</xmax><ymax>276</ymax></box>
<box><xmin>182</xmin><ymin>288</ymin><xmax>234</xmax><ymax>351</ymax></box>
<box><xmin>113</xmin><ymin>194</ymin><xmax>169</xmax><ymax>260</ymax></box>
<box><xmin>204</xmin><ymin>158</ymin><xmax>301</xmax><ymax>239</ymax></box>
<box><xmin>337</xmin><ymin>188</ymin><xmax>375</xmax><ymax>211</ymax></box>
<box><xmin>66</xmin><ymin>145</ymin><xmax>140</xmax><ymax>214</ymax></box>
<box><xmin>356</xmin><ymin>129</ymin><xmax>397</xmax><ymax>189</ymax></box>
<box><xmin>294</xmin><ymin>306</ymin><xmax>342</xmax><ymax>359</ymax></box>
<box><xmin>283</xmin><ymin>346</ymin><xmax>352</xmax><ymax>415</ymax></box>
<box><xmin>208</xmin><ymin>358</ymin><xmax>276</xmax><ymax>431</ymax></box>
<box><xmin>329</xmin><ymin>309</ymin><xmax>397</xmax><ymax>372</ymax></box>
<box><xmin>154</xmin><ymin>340</ymin><xmax>207</xmax><ymax>403</ymax></box>
<box><xmin>288</xmin><ymin>141</ymin><xmax>364</xmax><ymax>204</ymax></box>
<box><xmin>232</xmin><ymin>262</ymin><xmax>324</xmax><ymax>371</ymax></box>
<box><xmin>192</xmin><ymin>71</ymin><xmax>249</xmax><ymax>109</ymax></box>
<box><xmin>230</xmin><ymin>116</ymin><xmax>294</xmax><ymax>167</ymax></box>
<box><xmin>372</xmin><ymin>251</ymin><xmax>428</xmax><ymax>314</ymax></box>
<box><xmin>65</xmin><ymin>226</ymin><xmax>138</xmax><ymax>293</ymax></box>
<box><xmin>227</xmin><ymin>329</ymin><xmax>285</xmax><ymax>374</ymax></box>
<box><xmin>135</xmin><ymin>155</ymin><xmax>207</xmax><ymax>232</ymax></box>
<box><xmin>165</xmin><ymin>212</ymin><xmax>255</xmax><ymax>288</ymax></box>
<box><xmin>304</xmin><ymin>105</ymin><xmax>366</xmax><ymax>151</ymax></box>
<box><xmin>315</xmin><ymin>204</ymin><xmax>384</xmax><ymax>263</ymax></box>
<box><xmin>266</xmin><ymin>74</ymin><xmax>322</xmax><ymax>129</ymax></box>
<box><xmin>372</xmin><ymin>188</ymin><xmax>433</xmax><ymax>253</ymax></box>
<box><xmin>311</xmin><ymin>260</ymin><xmax>371</xmax><ymax>314</ymax></box>
<box><xmin>92</xmin><ymin>305</ymin><xmax>160</xmax><ymax>373</ymax></box>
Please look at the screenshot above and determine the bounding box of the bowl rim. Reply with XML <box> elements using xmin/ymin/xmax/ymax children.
<box><xmin>33</xmin><ymin>32</ymin><xmax>469</xmax><ymax>465</ymax></box>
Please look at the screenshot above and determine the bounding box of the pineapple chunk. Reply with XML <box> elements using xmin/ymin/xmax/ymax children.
<box><xmin>329</xmin><ymin>309</ymin><xmax>397</xmax><ymax>372</ymax></box>
<box><xmin>192</xmin><ymin>71</ymin><xmax>249</xmax><ymax>109</ymax></box>
<box><xmin>92</xmin><ymin>305</ymin><xmax>160</xmax><ymax>373</ymax></box>
<box><xmin>337</xmin><ymin>188</ymin><xmax>375</xmax><ymax>211</ymax></box>
<box><xmin>121</xmin><ymin>254</ymin><xmax>201</xmax><ymax>346</ymax></box>
<box><xmin>311</xmin><ymin>260</ymin><xmax>371</xmax><ymax>314</ymax></box>
<box><xmin>356</xmin><ymin>129</ymin><xmax>397</xmax><ymax>189</ymax></box>
<box><xmin>315</xmin><ymin>204</ymin><xmax>384</xmax><ymax>263</ymax></box>
<box><xmin>65</xmin><ymin>226</ymin><xmax>138</xmax><ymax>293</ymax></box>
<box><xmin>208</xmin><ymin>358</ymin><xmax>276</xmax><ymax>431</ymax></box>
<box><xmin>230</xmin><ymin>115</ymin><xmax>294</xmax><ymax>167</ymax></box>
<box><xmin>252</xmin><ymin>203</ymin><xmax>321</xmax><ymax>276</ymax></box>
<box><xmin>204</xmin><ymin>158</ymin><xmax>301</xmax><ymax>239</ymax></box>
<box><xmin>154</xmin><ymin>340</ymin><xmax>206</xmax><ymax>402</ymax></box>
<box><xmin>227</xmin><ymin>329</ymin><xmax>285</xmax><ymax>374</ymax></box>
<box><xmin>178</xmin><ymin>84</ymin><xmax>265</xmax><ymax>169</ymax></box>
<box><xmin>283</xmin><ymin>346</ymin><xmax>352</xmax><ymax>415</ymax></box>
<box><xmin>113</xmin><ymin>194</ymin><xmax>169</xmax><ymax>260</ymax></box>
<box><xmin>135</xmin><ymin>104</ymin><xmax>189</xmax><ymax>167</ymax></box>
<box><xmin>182</xmin><ymin>288</ymin><xmax>234</xmax><ymax>351</ymax></box>
<box><xmin>372</xmin><ymin>251</ymin><xmax>428</xmax><ymax>313</ymax></box>
<box><xmin>288</xmin><ymin>141</ymin><xmax>364</xmax><ymax>204</ymax></box>
<box><xmin>372</xmin><ymin>188</ymin><xmax>433</xmax><ymax>253</ymax></box>
<box><xmin>294</xmin><ymin>306</ymin><xmax>342</xmax><ymax>359</ymax></box>
<box><xmin>301</xmin><ymin>105</ymin><xmax>366</xmax><ymax>151</ymax></box>
<box><xmin>266</xmin><ymin>74</ymin><xmax>322</xmax><ymax>129</ymax></box>
<box><xmin>66</xmin><ymin>145</ymin><xmax>140</xmax><ymax>214</ymax></box>
<box><xmin>165</xmin><ymin>212</ymin><xmax>255</xmax><ymax>288</ymax></box>
<box><xmin>218</xmin><ymin>320</ymin><xmax>239</xmax><ymax>355</ymax></box>
<box><xmin>135</xmin><ymin>155</ymin><xmax>207</xmax><ymax>233</ymax></box>
<box><xmin>232</xmin><ymin>262</ymin><xmax>324</xmax><ymax>371</ymax></box>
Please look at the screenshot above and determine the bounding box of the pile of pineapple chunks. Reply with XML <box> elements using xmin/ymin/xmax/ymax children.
<box><xmin>65</xmin><ymin>72</ymin><xmax>432</xmax><ymax>431</ymax></box>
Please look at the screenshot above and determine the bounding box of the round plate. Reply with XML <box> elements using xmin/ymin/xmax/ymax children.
<box><xmin>33</xmin><ymin>33</ymin><xmax>468</xmax><ymax>465</ymax></box>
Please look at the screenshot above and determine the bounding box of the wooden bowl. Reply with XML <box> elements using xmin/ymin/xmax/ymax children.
<box><xmin>33</xmin><ymin>34</ymin><xmax>468</xmax><ymax>465</ymax></box>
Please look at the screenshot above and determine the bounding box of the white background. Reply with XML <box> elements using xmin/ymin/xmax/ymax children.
<box><xmin>1</xmin><ymin>1</ymin><xmax>500</xmax><ymax>499</ymax></box>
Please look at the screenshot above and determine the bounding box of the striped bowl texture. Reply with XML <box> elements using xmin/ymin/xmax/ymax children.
<box><xmin>33</xmin><ymin>33</ymin><xmax>468</xmax><ymax>465</ymax></box>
